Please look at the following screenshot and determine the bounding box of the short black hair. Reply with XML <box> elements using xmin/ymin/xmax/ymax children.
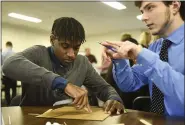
<box><xmin>6</xmin><ymin>41</ymin><xmax>13</xmax><ymax>47</ymax></box>
<box><xmin>125</xmin><ymin>37</ymin><xmax>138</xmax><ymax>45</ymax></box>
<box><xmin>135</xmin><ymin>1</ymin><xmax>185</xmax><ymax>21</ymax></box>
<box><xmin>51</xmin><ymin>17</ymin><xmax>86</xmax><ymax>45</ymax></box>
<box><xmin>121</xmin><ymin>34</ymin><xmax>138</xmax><ymax>45</ymax></box>
<box><xmin>87</xmin><ymin>55</ymin><xmax>97</xmax><ymax>64</ymax></box>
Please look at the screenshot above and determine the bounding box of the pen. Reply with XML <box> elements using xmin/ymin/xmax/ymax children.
<box><xmin>98</xmin><ymin>42</ymin><xmax>117</xmax><ymax>52</ymax></box>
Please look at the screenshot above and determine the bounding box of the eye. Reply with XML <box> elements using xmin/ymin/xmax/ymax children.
<box><xmin>147</xmin><ymin>5</ymin><xmax>154</xmax><ymax>11</ymax></box>
<box><xmin>74</xmin><ymin>47</ymin><xmax>80</xmax><ymax>51</ymax></box>
<box><xmin>60</xmin><ymin>43</ymin><xmax>69</xmax><ymax>49</ymax></box>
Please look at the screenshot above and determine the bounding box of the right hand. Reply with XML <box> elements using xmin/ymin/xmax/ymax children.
<box><xmin>64</xmin><ymin>83</ymin><xmax>92</xmax><ymax>113</ymax></box>
<box><xmin>101</xmin><ymin>41</ymin><xmax>143</xmax><ymax>60</ymax></box>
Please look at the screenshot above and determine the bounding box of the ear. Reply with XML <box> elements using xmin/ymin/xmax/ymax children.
<box><xmin>171</xmin><ymin>1</ymin><xmax>181</xmax><ymax>15</ymax></box>
<box><xmin>50</xmin><ymin>34</ymin><xmax>55</xmax><ymax>46</ymax></box>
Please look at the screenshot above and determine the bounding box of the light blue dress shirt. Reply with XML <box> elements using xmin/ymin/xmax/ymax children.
<box><xmin>2</xmin><ymin>48</ymin><xmax>15</xmax><ymax>64</ymax></box>
<box><xmin>112</xmin><ymin>24</ymin><xmax>184</xmax><ymax>117</ymax></box>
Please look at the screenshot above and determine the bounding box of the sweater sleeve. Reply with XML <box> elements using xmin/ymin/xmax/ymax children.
<box><xmin>2</xmin><ymin>45</ymin><xmax>60</xmax><ymax>89</ymax></box>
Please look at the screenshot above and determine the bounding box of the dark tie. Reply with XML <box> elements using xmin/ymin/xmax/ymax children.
<box><xmin>150</xmin><ymin>39</ymin><xmax>171</xmax><ymax>114</ymax></box>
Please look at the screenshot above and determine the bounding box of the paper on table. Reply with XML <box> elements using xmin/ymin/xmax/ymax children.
<box><xmin>36</xmin><ymin>106</ymin><xmax>110</xmax><ymax>121</ymax></box>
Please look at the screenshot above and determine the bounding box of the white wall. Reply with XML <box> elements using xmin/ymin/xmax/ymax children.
<box><xmin>82</xmin><ymin>29</ymin><xmax>143</xmax><ymax>66</ymax></box>
<box><xmin>2</xmin><ymin>23</ymin><xmax>144</xmax><ymax>66</ymax></box>
<box><xmin>2</xmin><ymin>23</ymin><xmax>50</xmax><ymax>52</ymax></box>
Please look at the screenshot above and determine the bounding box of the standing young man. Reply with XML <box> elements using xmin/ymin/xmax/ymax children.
<box><xmin>2</xmin><ymin>17</ymin><xmax>124</xmax><ymax>114</ymax></box>
<box><xmin>102</xmin><ymin>1</ymin><xmax>184</xmax><ymax>116</ymax></box>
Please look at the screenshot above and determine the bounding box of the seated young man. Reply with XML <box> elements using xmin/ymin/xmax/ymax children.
<box><xmin>2</xmin><ymin>17</ymin><xmax>124</xmax><ymax>114</ymax></box>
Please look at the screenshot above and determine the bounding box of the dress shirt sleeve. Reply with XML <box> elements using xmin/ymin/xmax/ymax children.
<box><xmin>137</xmin><ymin>48</ymin><xmax>184</xmax><ymax>105</ymax></box>
<box><xmin>112</xmin><ymin>59</ymin><xmax>148</xmax><ymax>92</ymax></box>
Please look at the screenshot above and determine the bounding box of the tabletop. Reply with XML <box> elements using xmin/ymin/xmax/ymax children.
<box><xmin>2</xmin><ymin>106</ymin><xmax>185</xmax><ymax>125</ymax></box>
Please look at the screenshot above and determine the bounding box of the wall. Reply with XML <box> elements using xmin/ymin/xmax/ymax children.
<box><xmin>2</xmin><ymin>23</ymin><xmax>50</xmax><ymax>52</ymax></box>
<box><xmin>2</xmin><ymin>23</ymin><xmax>144</xmax><ymax>66</ymax></box>
<box><xmin>82</xmin><ymin>29</ymin><xmax>143</xmax><ymax>66</ymax></box>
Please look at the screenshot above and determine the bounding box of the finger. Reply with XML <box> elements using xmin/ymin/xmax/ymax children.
<box><xmin>101</xmin><ymin>42</ymin><xmax>120</xmax><ymax>52</ymax></box>
<box><xmin>85</xmin><ymin>97</ymin><xmax>92</xmax><ymax>113</ymax></box>
<box><xmin>116</xmin><ymin>109</ymin><xmax>121</xmax><ymax>115</ymax></box>
<box><xmin>112</xmin><ymin>53</ymin><xmax>122</xmax><ymax>59</ymax></box>
<box><xmin>105</xmin><ymin>49</ymin><xmax>115</xmax><ymax>58</ymax></box>
<box><xmin>109</xmin><ymin>103</ymin><xmax>117</xmax><ymax>114</ymax></box>
<box><xmin>73</xmin><ymin>95</ymin><xmax>81</xmax><ymax>105</ymax></box>
<box><xmin>112</xmin><ymin>43</ymin><xmax>132</xmax><ymax>59</ymax></box>
<box><xmin>104</xmin><ymin>101</ymin><xmax>114</xmax><ymax>114</ymax></box>
<box><xmin>116</xmin><ymin>104</ymin><xmax>123</xmax><ymax>115</ymax></box>
<box><xmin>102</xmin><ymin>48</ymin><xmax>111</xmax><ymax>61</ymax></box>
<box><xmin>78</xmin><ymin>91</ymin><xmax>87</xmax><ymax>110</ymax></box>
<box><xmin>85</xmin><ymin>103</ymin><xmax>92</xmax><ymax>113</ymax></box>
<box><xmin>103</xmin><ymin>41</ymin><xmax>122</xmax><ymax>47</ymax></box>
<box><xmin>76</xmin><ymin>88</ymin><xmax>87</xmax><ymax>106</ymax></box>
<box><xmin>103</xmin><ymin>101</ymin><xmax>107</xmax><ymax>111</ymax></box>
<box><xmin>116</xmin><ymin>103</ymin><xmax>124</xmax><ymax>115</ymax></box>
<box><xmin>76</xmin><ymin>95</ymin><xmax>84</xmax><ymax>108</ymax></box>
<box><xmin>72</xmin><ymin>90</ymin><xmax>83</xmax><ymax>104</ymax></box>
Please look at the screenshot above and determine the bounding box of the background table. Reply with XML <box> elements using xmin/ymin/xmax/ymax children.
<box><xmin>2</xmin><ymin>106</ymin><xmax>184</xmax><ymax>125</ymax></box>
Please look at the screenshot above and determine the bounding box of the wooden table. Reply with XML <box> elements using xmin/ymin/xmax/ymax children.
<box><xmin>2</xmin><ymin>106</ymin><xmax>184</xmax><ymax>125</ymax></box>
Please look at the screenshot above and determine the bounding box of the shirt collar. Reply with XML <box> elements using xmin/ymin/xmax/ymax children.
<box><xmin>166</xmin><ymin>23</ymin><xmax>184</xmax><ymax>44</ymax></box>
<box><xmin>49</xmin><ymin>46</ymin><xmax>62</xmax><ymax>66</ymax></box>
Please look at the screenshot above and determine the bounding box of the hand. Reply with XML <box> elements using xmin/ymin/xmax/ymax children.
<box><xmin>103</xmin><ymin>100</ymin><xmax>124</xmax><ymax>115</ymax></box>
<box><xmin>101</xmin><ymin>41</ymin><xmax>143</xmax><ymax>60</ymax></box>
<box><xmin>64</xmin><ymin>83</ymin><xmax>92</xmax><ymax>113</ymax></box>
<box><xmin>101</xmin><ymin>45</ymin><xmax>112</xmax><ymax>63</ymax></box>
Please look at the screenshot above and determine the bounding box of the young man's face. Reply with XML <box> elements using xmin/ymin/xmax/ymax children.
<box><xmin>140</xmin><ymin>2</ymin><xmax>173</xmax><ymax>35</ymax></box>
<box><xmin>85</xmin><ymin>48</ymin><xmax>91</xmax><ymax>55</ymax></box>
<box><xmin>51</xmin><ymin>36</ymin><xmax>81</xmax><ymax>64</ymax></box>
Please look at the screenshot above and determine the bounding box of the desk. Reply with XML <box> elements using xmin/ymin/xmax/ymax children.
<box><xmin>2</xmin><ymin>106</ymin><xmax>184</xmax><ymax>125</ymax></box>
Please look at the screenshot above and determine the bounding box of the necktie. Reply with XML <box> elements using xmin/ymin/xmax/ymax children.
<box><xmin>150</xmin><ymin>39</ymin><xmax>171</xmax><ymax>114</ymax></box>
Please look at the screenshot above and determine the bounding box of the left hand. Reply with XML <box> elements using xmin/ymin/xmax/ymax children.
<box><xmin>103</xmin><ymin>100</ymin><xmax>124</xmax><ymax>115</ymax></box>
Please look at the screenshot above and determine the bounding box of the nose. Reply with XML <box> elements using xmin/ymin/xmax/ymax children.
<box><xmin>141</xmin><ymin>13</ymin><xmax>149</xmax><ymax>22</ymax></box>
<box><xmin>67</xmin><ymin>48</ymin><xmax>75</xmax><ymax>59</ymax></box>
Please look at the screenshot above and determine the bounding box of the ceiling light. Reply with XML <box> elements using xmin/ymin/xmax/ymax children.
<box><xmin>137</xmin><ymin>14</ymin><xmax>142</xmax><ymax>20</ymax></box>
<box><xmin>8</xmin><ymin>13</ymin><xmax>42</xmax><ymax>23</ymax></box>
<box><xmin>102</xmin><ymin>2</ymin><xmax>126</xmax><ymax>10</ymax></box>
